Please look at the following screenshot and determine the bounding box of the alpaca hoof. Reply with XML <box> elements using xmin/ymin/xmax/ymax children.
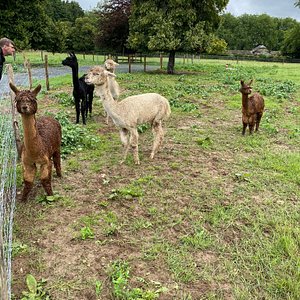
<box><xmin>135</xmin><ymin>161</ymin><xmax>140</xmax><ymax>165</ymax></box>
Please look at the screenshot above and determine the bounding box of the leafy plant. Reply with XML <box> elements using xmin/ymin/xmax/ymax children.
<box><xmin>36</xmin><ymin>193</ymin><xmax>65</xmax><ymax>205</ymax></box>
<box><xmin>196</xmin><ymin>136</ymin><xmax>213</xmax><ymax>148</ymax></box>
<box><xmin>103</xmin><ymin>211</ymin><xmax>119</xmax><ymax>236</ymax></box>
<box><xmin>51</xmin><ymin>111</ymin><xmax>101</xmax><ymax>157</ymax></box>
<box><xmin>51</xmin><ymin>92</ymin><xmax>74</xmax><ymax>107</ymax></box>
<box><xmin>21</xmin><ymin>274</ymin><xmax>50</xmax><ymax>300</ymax></box>
<box><xmin>11</xmin><ymin>242</ymin><xmax>28</xmax><ymax>257</ymax></box>
<box><xmin>108</xmin><ymin>260</ymin><xmax>163</xmax><ymax>299</ymax></box>
<box><xmin>108</xmin><ymin>186</ymin><xmax>143</xmax><ymax>200</ymax></box>
<box><xmin>80</xmin><ymin>226</ymin><xmax>95</xmax><ymax>240</ymax></box>
<box><xmin>95</xmin><ymin>280</ymin><xmax>103</xmax><ymax>297</ymax></box>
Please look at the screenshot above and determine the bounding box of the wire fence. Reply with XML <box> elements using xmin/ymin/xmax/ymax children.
<box><xmin>0</xmin><ymin>65</ymin><xmax>28</xmax><ymax>300</ymax></box>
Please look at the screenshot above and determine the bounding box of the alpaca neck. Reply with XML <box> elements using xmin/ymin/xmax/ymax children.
<box><xmin>21</xmin><ymin>115</ymin><xmax>41</xmax><ymax>154</ymax></box>
<box><xmin>96</xmin><ymin>82</ymin><xmax>125</xmax><ymax>126</ymax></box>
<box><xmin>71</xmin><ymin>64</ymin><xmax>80</xmax><ymax>90</ymax></box>
<box><xmin>97</xmin><ymin>82</ymin><xmax>117</xmax><ymax>110</ymax></box>
<box><xmin>242</xmin><ymin>93</ymin><xmax>249</xmax><ymax>110</ymax></box>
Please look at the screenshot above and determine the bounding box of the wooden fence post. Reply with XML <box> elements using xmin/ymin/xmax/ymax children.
<box><xmin>24</xmin><ymin>59</ymin><xmax>33</xmax><ymax>89</ymax></box>
<box><xmin>0</xmin><ymin>230</ymin><xmax>9</xmax><ymax>300</ymax></box>
<box><xmin>7</xmin><ymin>64</ymin><xmax>22</xmax><ymax>159</ymax></box>
<box><xmin>144</xmin><ymin>55</ymin><xmax>147</xmax><ymax>72</ymax></box>
<box><xmin>44</xmin><ymin>55</ymin><xmax>50</xmax><ymax>91</ymax></box>
<box><xmin>128</xmin><ymin>55</ymin><xmax>132</xmax><ymax>73</ymax></box>
<box><xmin>160</xmin><ymin>53</ymin><xmax>163</xmax><ymax>69</ymax></box>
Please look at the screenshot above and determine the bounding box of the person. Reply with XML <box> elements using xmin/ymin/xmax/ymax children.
<box><xmin>0</xmin><ymin>37</ymin><xmax>16</xmax><ymax>81</ymax></box>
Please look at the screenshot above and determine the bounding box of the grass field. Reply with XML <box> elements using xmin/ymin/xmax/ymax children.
<box><xmin>8</xmin><ymin>57</ymin><xmax>300</xmax><ymax>299</ymax></box>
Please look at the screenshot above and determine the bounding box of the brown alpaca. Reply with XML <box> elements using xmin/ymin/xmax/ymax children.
<box><xmin>239</xmin><ymin>80</ymin><xmax>265</xmax><ymax>135</ymax></box>
<box><xmin>9</xmin><ymin>83</ymin><xmax>62</xmax><ymax>201</ymax></box>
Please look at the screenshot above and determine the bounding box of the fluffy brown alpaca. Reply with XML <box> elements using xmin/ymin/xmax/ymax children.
<box><xmin>10</xmin><ymin>83</ymin><xmax>62</xmax><ymax>201</ymax></box>
<box><xmin>239</xmin><ymin>80</ymin><xmax>265</xmax><ymax>135</ymax></box>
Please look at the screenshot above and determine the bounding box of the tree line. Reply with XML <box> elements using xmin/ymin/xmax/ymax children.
<box><xmin>0</xmin><ymin>0</ymin><xmax>299</xmax><ymax>73</ymax></box>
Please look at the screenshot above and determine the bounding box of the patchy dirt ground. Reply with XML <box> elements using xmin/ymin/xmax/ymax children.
<box><xmin>12</xmin><ymin>97</ymin><xmax>235</xmax><ymax>299</ymax></box>
<box><xmin>10</xmin><ymin>67</ymin><xmax>300</xmax><ymax>300</ymax></box>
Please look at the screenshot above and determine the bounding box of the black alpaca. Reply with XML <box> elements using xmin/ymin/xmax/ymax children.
<box><xmin>62</xmin><ymin>52</ymin><xmax>94</xmax><ymax>124</ymax></box>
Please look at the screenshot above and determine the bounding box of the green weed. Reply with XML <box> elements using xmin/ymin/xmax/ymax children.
<box><xmin>20</xmin><ymin>274</ymin><xmax>50</xmax><ymax>300</ymax></box>
<box><xmin>80</xmin><ymin>226</ymin><xmax>95</xmax><ymax>240</ymax></box>
<box><xmin>108</xmin><ymin>260</ymin><xmax>163</xmax><ymax>299</ymax></box>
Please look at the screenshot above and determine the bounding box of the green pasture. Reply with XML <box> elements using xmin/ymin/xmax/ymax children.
<box><xmin>7</xmin><ymin>58</ymin><xmax>300</xmax><ymax>299</ymax></box>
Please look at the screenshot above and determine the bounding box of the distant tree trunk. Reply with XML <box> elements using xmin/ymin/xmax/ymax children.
<box><xmin>167</xmin><ymin>50</ymin><xmax>176</xmax><ymax>74</ymax></box>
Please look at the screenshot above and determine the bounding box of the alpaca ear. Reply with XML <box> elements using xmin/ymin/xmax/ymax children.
<box><xmin>9</xmin><ymin>82</ymin><xmax>19</xmax><ymax>95</ymax></box>
<box><xmin>32</xmin><ymin>84</ymin><xmax>42</xmax><ymax>96</ymax></box>
<box><xmin>249</xmin><ymin>79</ymin><xmax>253</xmax><ymax>85</ymax></box>
<box><xmin>113</xmin><ymin>62</ymin><xmax>119</xmax><ymax>66</ymax></box>
<box><xmin>240</xmin><ymin>80</ymin><xmax>244</xmax><ymax>85</ymax></box>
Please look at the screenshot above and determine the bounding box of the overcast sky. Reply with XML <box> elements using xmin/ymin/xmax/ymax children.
<box><xmin>75</xmin><ymin>0</ymin><xmax>300</xmax><ymax>21</ymax></box>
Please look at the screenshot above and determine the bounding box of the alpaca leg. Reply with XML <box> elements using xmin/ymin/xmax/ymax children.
<box><xmin>40</xmin><ymin>161</ymin><xmax>53</xmax><ymax>196</ymax></box>
<box><xmin>88</xmin><ymin>93</ymin><xmax>93</xmax><ymax>116</ymax></box>
<box><xmin>85</xmin><ymin>96</ymin><xmax>89</xmax><ymax>118</ymax></box>
<box><xmin>150</xmin><ymin>121</ymin><xmax>164</xmax><ymax>159</ymax></box>
<box><xmin>81</xmin><ymin>98</ymin><xmax>86</xmax><ymax>125</ymax></box>
<box><xmin>130</xmin><ymin>128</ymin><xmax>140</xmax><ymax>165</ymax></box>
<box><xmin>21</xmin><ymin>164</ymin><xmax>37</xmax><ymax>201</ymax></box>
<box><xmin>75</xmin><ymin>98</ymin><xmax>80</xmax><ymax>124</ymax></box>
<box><xmin>255</xmin><ymin>113</ymin><xmax>263</xmax><ymax>132</ymax></box>
<box><xmin>242</xmin><ymin>122</ymin><xmax>247</xmax><ymax>135</ymax></box>
<box><xmin>53</xmin><ymin>151</ymin><xmax>62</xmax><ymax>177</ymax></box>
<box><xmin>249</xmin><ymin>124</ymin><xmax>255</xmax><ymax>134</ymax></box>
<box><xmin>120</xmin><ymin>128</ymin><xmax>129</xmax><ymax>147</ymax></box>
<box><xmin>120</xmin><ymin>129</ymin><xmax>131</xmax><ymax>164</ymax></box>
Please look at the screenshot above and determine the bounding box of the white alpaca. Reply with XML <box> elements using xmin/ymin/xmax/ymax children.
<box><xmin>100</xmin><ymin>59</ymin><xmax>120</xmax><ymax>123</ymax></box>
<box><xmin>85</xmin><ymin>66</ymin><xmax>171</xmax><ymax>165</ymax></box>
<box><xmin>104</xmin><ymin>59</ymin><xmax>120</xmax><ymax>100</ymax></box>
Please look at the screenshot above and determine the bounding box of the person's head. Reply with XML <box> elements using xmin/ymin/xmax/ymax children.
<box><xmin>0</xmin><ymin>37</ymin><xmax>15</xmax><ymax>56</ymax></box>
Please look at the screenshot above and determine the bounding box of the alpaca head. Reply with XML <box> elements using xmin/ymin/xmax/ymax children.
<box><xmin>239</xmin><ymin>80</ymin><xmax>253</xmax><ymax>95</ymax></box>
<box><xmin>10</xmin><ymin>83</ymin><xmax>41</xmax><ymax>115</ymax></box>
<box><xmin>104</xmin><ymin>59</ymin><xmax>119</xmax><ymax>73</ymax></box>
<box><xmin>62</xmin><ymin>51</ymin><xmax>78</xmax><ymax>68</ymax></box>
<box><xmin>85</xmin><ymin>66</ymin><xmax>116</xmax><ymax>86</ymax></box>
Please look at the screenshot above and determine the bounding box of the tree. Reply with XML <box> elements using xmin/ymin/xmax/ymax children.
<box><xmin>71</xmin><ymin>14</ymin><xmax>98</xmax><ymax>52</ymax></box>
<box><xmin>95</xmin><ymin>0</ymin><xmax>131</xmax><ymax>53</ymax></box>
<box><xmin>206</xmin><ymin>35</ymin><xmax>227</xmax><ymax>54</ymax></box>
<box><xmin>217</xmin><ymin>13</ymin><xmax>298</xmax><ymax>51</ymax></box>
<box><xmin>281</xmin><ymin>23</ymin><xmax>300</xmax><ymax>58</ymax></box>
<box><xmin>0</xmin><ymin>0</ymin><xmax>85</xmax><ymax>51</ymax></box>
<box><xmin>0</xmin><ymin>0</ymin><xmax>52</xmax><ymax>49</ymax></box>
<box><xmin>44</xmin><ymin>0</ymin><xmax>84</xmax><ymax>23</ymax></box>
<box><xmin>128</xmin><ymin>0</ymin><xmax>229</xmax><ymax>74</ymax></box>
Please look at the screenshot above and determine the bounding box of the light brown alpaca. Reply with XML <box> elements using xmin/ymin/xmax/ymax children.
<box><xmin>239</xmin><ymin>80</ymin><xmax>264</xmax><ymax>135</ymax></box>
<box><xmin>10</xmin><ymin>83</ymin><xmax>62</xmax><ymax>201</ymax></box>
<box><xmin>85</xmin><ymin>66</ymin><xmax>171</xmax><ymax>165</ymax></box>
<box><xmin>103</xmin><ymin>59</ymin><xmax>120</xmax><ymax>124</ymax></box>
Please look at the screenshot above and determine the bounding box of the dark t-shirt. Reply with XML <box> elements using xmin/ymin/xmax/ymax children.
<box><xmin>0</xmin><ymin>48</ymin><xmax>6</xmax><ymax>81</ymax></box>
